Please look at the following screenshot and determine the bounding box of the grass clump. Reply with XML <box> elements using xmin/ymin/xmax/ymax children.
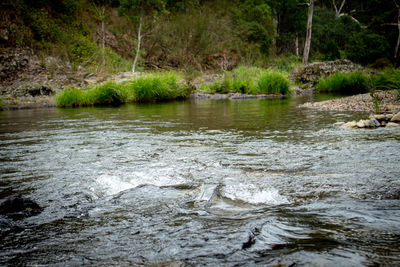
<box><xmin>199</xmin><ymin>66</ymin><xmax>291</xmax><ymax>95</ymax></box>
<box><xmin>56</xmin><ymin>88</ymin><xmax>87</xmax><ymax>107</ymax></box>
<box><xmin>129</xmin><ymin>72</ymin><xmax>190</xmax><ymax>102</ymax></box>
<box><xmin>258</xmin><ymin>71</ymin><xmax>290</xmax><ymax>95</ymax></box>
<box><xmin>56</xmin><ymin>71</ymin><xmax>190</xmax><ymax>107</ymax></box>
<box><xmin>372</xmin><ymin>68</ymin><xmax>400</xmax><ymax>91</ymax></box>
<box><xmin>316</xmin><ymin>72</ymin><xmax>369</xmax><ymax>94</ymax></box>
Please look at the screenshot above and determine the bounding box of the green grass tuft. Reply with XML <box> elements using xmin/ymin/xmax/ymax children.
<box><xmin>56</xmin><ymin>71</ymin><xmax>190</xmax><ymax>107</ymax></box>
<box><xmin>258</xmin><ymin>71</ymin><xmax>290</xmax><ymax>95</ymax></box>
<box><xmin>198</xmin><ymin>66</ymin><xmax>291</xmax><ymax>95</ymax></box>
<box><xmin>56</xmin><ymin>88</ymin><xmax>87</xmax><ymax>107</ymax></box>
<box><xmin>130</xmin><ymin>72</ymin><xmax>190</xmax><ymax>102</ymax></box>
<box><xmin>316</xmin><ymin>72</ymin><xmax>369</xmax><ymax>94</ymax></box>
<box><xmin>372</xmin><ymin>68</ymin><xmax>400</xmax><ymax>91</ymax></box>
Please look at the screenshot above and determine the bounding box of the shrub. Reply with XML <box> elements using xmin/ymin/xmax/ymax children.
<box><xmin>372</xmin><ymin>68</ymin><xmax>400</xmax><ymax>91</ymax></box>
<box><xmin>86</xmin><ymin>81</ymin><xmax>126</xmax><ymax>106</ymax></box>
<box><xmin>258</xmin><ymin>71</ymin><xmax>290</xmax><ymax>95</ymax></box>
<box><xmin>56</xmin><ymin>88</ymin><xmax>87</xmax><ymax>107</ymax></box>
<box><xmin>130</xmin><ymin>72</ymin><xmax>190</xmax><ymax>102</ymax></box>
<box><xmin>224</xmin><ymin>66</ymin><xmax>265</xmax><ymax>94</ymax></box>
<box><xmin>316</xmin><ymin>72</ymin><xmax>369</xmax><ymax>94</ymax></box>
<box><xmin>345</xmin><ymin>33</ymin><xmax>390</xmax><ymax>65</ymax></box>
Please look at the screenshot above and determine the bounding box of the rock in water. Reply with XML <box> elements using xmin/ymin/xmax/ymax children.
<box><xmin>386</xmin><ymin>122</ymin><xmax>400</xmax><ymax>128</ymax></box>
<box><xmin>0</xmin><ymin>195</ymin><xmax>43</xmax><ymax>219</ymax></box>
<box><xmin>391</xmin><ymin>112</ymin><xmax>400</xmax><ymax>123</ymax></box>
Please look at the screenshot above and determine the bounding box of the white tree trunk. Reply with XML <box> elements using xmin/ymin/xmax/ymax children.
<box><xmin>332</xmin><ymin>0</ymin><xmax>346</xmax><ymax>17</ymax></box>
<box><xmin>132</xmin><ymin>14</ymin><xmax>143</xmax><ymax>73</ymax></box>
<box><xmin>303</xmin><ymin>0</ymin><xmax>314</xmax><ymax>65</ymax></box>
<box><xmin>295</xmin><ymin>33</ymin><xmax>299</xmax><ymax>57</ymax></box>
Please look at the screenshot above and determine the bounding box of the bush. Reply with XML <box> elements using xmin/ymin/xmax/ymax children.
<box><xmin>56</xmin><ymin>88</ymin><xmax>87</xmax><ymax>107</ymax></box>
<box><xmin>345</xmin><ymin>33</ymin><xmax>390</xmax><ymax>65</ymax></box>
<box><xmin>86</xmin><ymin>81</ymin><xmax>126</xmax><ymax>106</ymax></box>
<box><xmin>130</xmin><ymin>72</ymin><xmax>190</xmax><ymax>102</ymax></box>
<box><xmin>316</xmin><ymin>72</ymin><xmax>369</xmax><ymax>94</ymax></box>
<box><xmin>224</xmin><ymin>66</ymin><xmax>265</xmax><ymax>94</ymax></box>
<box><xmin>198</xmin><ymin>66</ymin><xmax>291</xmax><ymax>95</ymax></box>
<box><xmin>372</xmin><ymin>68</ymin><xmax>400</xmax><ymax>91</ymax></box>
<box><xmin>258</xmin><ymin>71</ymin><xmax>290</xmax><ymax>95</ymax></box>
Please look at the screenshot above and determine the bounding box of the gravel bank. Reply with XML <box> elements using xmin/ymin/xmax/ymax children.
<box><xmin>300</xmin><ymin>90</ymin><xmax>400</xmax><ymax>113</ymax></box>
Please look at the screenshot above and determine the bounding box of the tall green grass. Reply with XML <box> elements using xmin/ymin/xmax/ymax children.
<box><xmin>56</xmin><ymin>72</ymin><xmax>190</xmax><ymax>107</ymax></box>
<box><xmin>258</xmin><ymin>71</ymin><xmax>290</xmax><ymax>95</ymax></box>
<box><xmin>129</xmin><ymin>72</ymin><xmax>189</xmax><ymax>102</ymax></box>
<box><xmin>199</xmin><ymin>66</ymin><xmax>291</xmax><ymax>95</ymax></box>
<box><xmin>316</xmin><ymin>72</ymin><xmax>369</xmax><ymax>94</ymax></box>
<box><xmin>372</xmin><ymin>68</ymin><xmax>400</xmax><ymax>91</ymax></box>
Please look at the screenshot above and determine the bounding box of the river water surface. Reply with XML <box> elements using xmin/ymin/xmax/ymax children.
<box><xmin>1</xmin><ymin>96</ymin><xmax>400</xmax><ymax>266</ymax></box>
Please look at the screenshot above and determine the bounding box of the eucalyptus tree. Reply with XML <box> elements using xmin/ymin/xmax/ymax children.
<box><xmin>119</xmin><ymin>0</ymin><xmax>167</xmax><ymax>72</ymax></box>
<box><xmin>92</xmin><ymin>0</ymin><xmax>112</xmax><ymax>67</ymax></box>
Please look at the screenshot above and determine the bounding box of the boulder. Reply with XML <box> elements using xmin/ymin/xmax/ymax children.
<box><xmin>0</xmin><ymin>195</ymin><xmax>43</xmax><ymax>219</ymax></box>
<box><xmin>386</xmin><ymin>122</ymin><xmax>400</xmax><ymax>128</ymax></box>
<box><xmin>390</xmin><ymin>112</ymin><xmax>400</xmax><ymax>123</ymax></box>
<box><xmin>341</xmin><ymin>121</ymin><xmax>357</xmax><ymax>128</ymax></box>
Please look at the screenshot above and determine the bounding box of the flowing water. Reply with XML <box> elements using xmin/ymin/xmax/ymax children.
<box><xmin>1</xmin><ymin>96</ymin><xmax>400</xmax><ymax>266</ymax></box>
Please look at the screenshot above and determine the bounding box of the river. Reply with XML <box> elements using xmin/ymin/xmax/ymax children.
<box><xmin>1</xmin><ymin>96</ymin><xmax>400</xmax><ymax>266</ymax></box>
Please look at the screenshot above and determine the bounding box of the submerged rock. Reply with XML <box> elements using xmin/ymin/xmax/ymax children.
<box><xmin>0</xmin><ymin>195</ymin><xmax>43</xmax><ymax>219</ymax></box>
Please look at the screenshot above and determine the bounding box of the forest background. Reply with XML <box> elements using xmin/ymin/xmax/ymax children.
<box><xmin>1</xmin><ymin>0</ymin><xmax>399</xmax><ymax>76</ymax></box>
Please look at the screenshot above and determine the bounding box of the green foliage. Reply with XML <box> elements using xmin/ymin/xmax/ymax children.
<box><xmin>56</xmin><ymin>88</ymin><xmax>87</xmax><ymax>107</ymax></box>
<box><xmin>56</xmin><ymin>72</ymin><xmax>190</xmax><ymax>107</ymax></box>
<box><xmin>271</xmin><ymin>55</ymin><xmax>301</xmax><ymax>74</ymax></box>
<box><xmin>345</xmin><ymin>32</ymin><xmax>390</xmax><ymax>65</ymax></box>
<box><xmin>235</xmin><ymin>0</ymin><xmax>275</xmax><ymax>56</ymax></box>
<box><xmin>372</xmin><ymin>68</ymin><xmax>400</xmax><ymax>91</ymax></box>
<box><xmin>316</xmin><ymin>72</ymin><xmax>369</xmax><ymax>94</ymax></box>
<box><xmin>258</xmin><ymin>71</ymin><xmax>290</xmax><ymax>94</ymax></box>
<box><xmin>130</xmin><ymin>72</ymin><xmax>190</xmax><ymax>102</ymax></box>
<box><xmin>86</xmin><ymin>81</ymin><xmax>126</xmax><ymax>105</ymax></box>
<box><xmin>199</xmin><ymin>66</ymin><xmax>290</xmax><ymax>95</ymax></box>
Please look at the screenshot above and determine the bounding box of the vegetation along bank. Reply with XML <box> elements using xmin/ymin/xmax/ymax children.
<box><xmin>0</xmin><ymin>0</ymin><xmax>400</xmax><ymax>112</ymax></box>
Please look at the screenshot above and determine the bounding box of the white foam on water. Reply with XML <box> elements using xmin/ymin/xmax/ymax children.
<box><xmin>222</xmin><ymin>183</ymin><xmax>289</xmax><ymax>205</ymax></box>
<box><xmin>90</xmin><ymin>168</ymin><xmax>188</xmax><ymax>197</ymax></box>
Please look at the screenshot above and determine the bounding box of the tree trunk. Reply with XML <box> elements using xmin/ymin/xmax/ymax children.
<box><xmin>303</xmin><ymin>0</ymin><xmax>314</xmax><ymax>65</ymax></box>
<box><xmin>295</xmin><ymin>33</ymin><xmax>299</xmax><ymax>57</ymax></box>
<box><xmin>132</xmin><ymin>14</ymin><xmax>143</xmax><ymax>73</ymax></box>
<box><xmin>101</xmin><ymin>6</ymin><xmax>105</xmax><ymax>66</ymax></box>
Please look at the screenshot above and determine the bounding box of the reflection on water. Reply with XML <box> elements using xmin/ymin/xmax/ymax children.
<box><xmin>1</xmin><ymin>96</ymin><xmax>400</xmax><ymax>266</ymax></box>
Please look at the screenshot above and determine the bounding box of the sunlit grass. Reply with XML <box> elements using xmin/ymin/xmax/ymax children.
<box><xmin>56</xmin><ymin>71</ymin><xmax>190</xmax><ymax>107</ymax></box>
<box><xmin>199</xmin><ymin>66</ymin><xmax>290</xmax><ymax>95</ymax></box>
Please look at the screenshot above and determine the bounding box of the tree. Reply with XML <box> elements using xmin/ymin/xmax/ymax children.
<box><xmin>303</xmin><ymin>0</ymin><xmax>314</xmax><ymax>65</ymax></box>
<box><xmin>394</xmin><ymin>0</ymin><xmax>400</xmax><ymax>62</ymax></box>
<box><xmin>119</xmin><ymin>0</ymin><xmax>167</xmax><ymax>72</ymax></box>
<box><xmin>92</xmin><ymin>0</ymin><xmax>111</xmax><ymax>67</ymax></box>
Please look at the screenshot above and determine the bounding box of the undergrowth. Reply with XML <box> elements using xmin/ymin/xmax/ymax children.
<box><xmin>199</xmin><ymin>66</ymin><xmax>290</xmax><ymax>95</ymax></box>
<box><xmin>316</xmin><ymin>72</ymin><xmax>369</xmax><ymax>94</ymax></box>
<box><xmin>56</xmin><ymin>72</ymin><xmax>190</xmax><ymax>107</ymax></box>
